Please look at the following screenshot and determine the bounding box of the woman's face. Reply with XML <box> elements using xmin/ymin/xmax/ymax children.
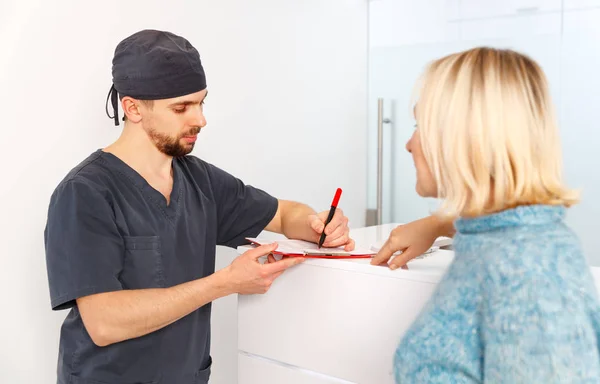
<box><xmin>406</xmin><ymin>127</ymin><xmax>438</xmax><ymax>198</ymax></box>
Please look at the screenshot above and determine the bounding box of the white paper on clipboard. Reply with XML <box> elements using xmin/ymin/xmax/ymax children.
<box><xmin>245</xmin><ymin>238</ymin><xmax>375</xmax><ymax>257</ymax></box>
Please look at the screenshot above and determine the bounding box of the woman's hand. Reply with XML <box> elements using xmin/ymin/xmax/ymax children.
<box><xmin>371</xmin><ymin>215</ymin><xmax>454</xmax><ymax>270</ymax></box>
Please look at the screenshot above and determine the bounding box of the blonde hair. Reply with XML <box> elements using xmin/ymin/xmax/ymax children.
<box><xmin>415</xmin><ymin>47</ymin><xmax>579</xmax><ymax>217</ymax></box>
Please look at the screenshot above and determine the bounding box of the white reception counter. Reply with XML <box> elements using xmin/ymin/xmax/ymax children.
<box><xmin>236</xmin><ymin>223</ymin><xmax>600</xmax><ymax>384</ymax></box>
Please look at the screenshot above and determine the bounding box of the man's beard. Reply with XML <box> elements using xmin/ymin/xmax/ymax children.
<box><xmin>146</xmin><ymin>126</ymin><xmax>201</xmax><ymax>157</ymax></box>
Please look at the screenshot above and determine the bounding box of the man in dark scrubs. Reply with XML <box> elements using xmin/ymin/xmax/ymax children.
<box><xmin>44</xmin><ymin>29</ymin><xmax>355</xmax><ymax>384</ymax></box>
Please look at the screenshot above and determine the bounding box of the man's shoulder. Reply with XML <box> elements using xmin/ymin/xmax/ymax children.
<box><xmin>50</xmin><ymin>150</ymin><xmax>115</xmax><ymax>202</ymax></box>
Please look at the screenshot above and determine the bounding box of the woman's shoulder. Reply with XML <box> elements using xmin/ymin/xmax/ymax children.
<box><xmin>453</xmin><ymin>209</ymin><xmax>593</xmax><ymax>301</ymax></box>
<box><xmin>454</xmin><ymin>206</ymin><xmax>584</xmax><ymax>269</ymax></box>
<box><xmin>484</xmin><ymin>222</ymin><xmax>583</xmax><ymax>270</ymax></box>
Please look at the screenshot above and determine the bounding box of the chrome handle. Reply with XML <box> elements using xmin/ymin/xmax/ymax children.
<box><xmin>377</xmin><ymin>98</ymin><xmax>384</xmax><ymax>225</ymax></box>
<box><xmin>373</xmin><ymin>98</ymin><xmax>392</xmax><ymax>226</ymax></box>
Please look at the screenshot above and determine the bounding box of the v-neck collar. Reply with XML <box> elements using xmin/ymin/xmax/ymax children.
<box><xmin>97</xmin><ymin>149</ymin><xmax>182</xmax><ymax>221</ymax></box>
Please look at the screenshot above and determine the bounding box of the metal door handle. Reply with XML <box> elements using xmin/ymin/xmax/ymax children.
<box><xmin>366</xmin><ymin>98</ymin><xmax>392</xmax><ymax>227</ymax></box>
<box><xmin>376</xmin><ymin>98</ymin><xmax>394</xmax><ymax>224</ymax></box>
<box><xmin>377</xmin><ymin>98</ymin><xmax>384</xmax><ymax>225</ymax></box>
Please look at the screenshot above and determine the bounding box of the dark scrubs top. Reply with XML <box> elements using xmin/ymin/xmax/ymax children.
<box><xmin>44</xmin><ymin>149</ymin><xmax>278</xmax><ymax>384</ymax></box>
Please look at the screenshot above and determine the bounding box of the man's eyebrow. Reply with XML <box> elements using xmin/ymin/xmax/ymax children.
<box><xmin>168</xmin><ymin>100</ymin><xmax>197</xmax><ymax>107</ymax></box>
<box><xmin>168</xmin><ymin>92</ymin><xmax>208</xmax><ymax>107</ymax></box>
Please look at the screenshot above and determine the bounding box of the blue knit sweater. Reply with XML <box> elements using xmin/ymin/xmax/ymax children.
<box><xmin>394</xmin><ymin>205</ymin><xmax>600</xmax><ymax>383</ymax></box>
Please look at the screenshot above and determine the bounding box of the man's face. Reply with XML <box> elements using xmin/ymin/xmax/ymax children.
<box><xmin>139</xmin><ymin>89</ymin><xmax>208</xmax><ymax>157</ymax></box>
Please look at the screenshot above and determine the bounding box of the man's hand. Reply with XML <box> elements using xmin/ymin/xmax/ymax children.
<box><xmin>309</xmin><ymin>208</ymin><xmax>355</xmax><ymax>251</ymax></box>
<box><xmin>265</xmin><ymin>200</ymin><xmax>355</xmax><ymax>251</ymax></box>
<box><xmin>370</xmin><ymin>215</ymin><xmax>454</xmax><ymax>270</ymax></box>
<box><xmin>225</xmin><ymin>243</ymin><xmax>305</xmax><ymax>294</ymax></box>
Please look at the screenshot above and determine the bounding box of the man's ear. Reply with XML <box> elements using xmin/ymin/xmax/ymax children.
<box><xmin>121</xmin><ymin>96</ymin><xmax>143</xmax><ymax>123</ymax></box>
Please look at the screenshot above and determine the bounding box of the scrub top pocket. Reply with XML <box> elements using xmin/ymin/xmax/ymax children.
<box><xmin>121</xmin><ymin>236</ymin><xmax>166</xmax><ymax>289</ymax></box>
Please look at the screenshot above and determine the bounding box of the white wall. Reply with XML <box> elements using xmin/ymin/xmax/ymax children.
<box><xmin>0</xmin><ymin>1</ymin><xmax>368</xmax><ymax>383</ymax></box>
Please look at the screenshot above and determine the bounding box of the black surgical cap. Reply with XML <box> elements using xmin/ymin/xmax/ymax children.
<box><xmin>105</xmin><ymin>29</ymin><xmax>207</xmax><ymax>125</ymax></box>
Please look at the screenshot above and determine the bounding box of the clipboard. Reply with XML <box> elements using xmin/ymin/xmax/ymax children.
<box><xmin>245</xmin><ymin>238</ymin><xmax>375</xmax><ymax>259</ymax></box>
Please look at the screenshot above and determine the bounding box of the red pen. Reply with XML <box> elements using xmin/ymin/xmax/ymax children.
<box><xmin>318</xmin><ymin>188</ymin><xmax>342</xmax><ymax>248</ymax></box>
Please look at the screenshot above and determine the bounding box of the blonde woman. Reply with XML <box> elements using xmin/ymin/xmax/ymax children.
<box><xmin>386</xmin><ymin>47</ymin><xmax>600</xmax><ymax>383</ymax></box>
